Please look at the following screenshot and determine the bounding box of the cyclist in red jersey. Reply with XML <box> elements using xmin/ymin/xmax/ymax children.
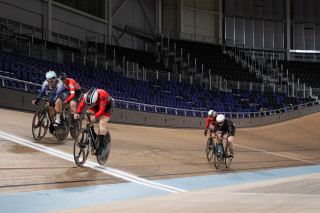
<box><xmin>204</xmin><ymin>110</ymin><xmax>217</xmax><ymax>137</ymax></box>
<box><xmin>74</xmin><ymin>87</ymin><xmax>114</xmax><ymax>155</ymax></box>
<box><xmin>58</xmin><ymin>73</ymin><xmax>81</xmax><ymax>124</ymax></box>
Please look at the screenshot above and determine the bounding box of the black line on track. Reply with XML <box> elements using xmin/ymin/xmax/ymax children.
<box><xmin>142</xmin><ymin>162</ymin><xmax>315</xmax><ymax>179</ymax></box>
<box><xmin>0</xmin><ymin>178</ymin><xmax>122</xmax><ymax>189</ymax></box>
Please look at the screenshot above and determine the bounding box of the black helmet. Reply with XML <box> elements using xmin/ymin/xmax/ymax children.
<box><xmin>59</xmin><ymin>72</ymin><xmax>67</xmax><ymax>81</ymax></box>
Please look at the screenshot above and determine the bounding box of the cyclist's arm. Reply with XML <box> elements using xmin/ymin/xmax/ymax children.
<box><xmin>205</xmin><ymin>117</ymin><xmax>210</xmax><ymax>130</ymax></box>
<box><xmin>94</xmin><ymin>95</ymin><xmax>110</xmax><ymax>118</ymax></box>
<box><xmin>65</xmin><ymin>80</ymin><xmax>78</xmax><ymax>103</ymax></box>
<box><xmin>65</xmin><ymin>88</ymin><xmax>76</xmax><ymax>103</ymax></box>
<box><xmin>94</xmin><ymin>104</ymin><xmax>106</xmax><ymax>118</ymax></box>
<box><xmin>76</xmin><ymin>99</ymin><xmax>86</xmax><ymax>114</ymax></box>
<box><xmin>212</xmin><ymin>123</ymin><xmax>218</xmax><ymax>135</ymax></box>
<box><xmin>36</xmin><ymin>81</ymin><xmax>48</xmax><ymax>99</ymax></box>
<box><xmin>227</xmin><ymin>121</ymin><xmax>235</xmax><ymax>137</ymax></box>
<box><xmin>54</xmin><ymin>80</ymin><xmax>66</xmax><ymax>100</ymax></box>
<box><xmin>34</xmin><ymin>81</ymin><xmax>48</xmax><ymax>104</ymax></box>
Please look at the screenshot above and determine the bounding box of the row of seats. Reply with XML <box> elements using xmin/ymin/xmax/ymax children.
<box><xmin>160</xmin><ymin>39</ymin><xmax>263</xmax><ymax>83</ymax></box>
<box><xmin>0</xmin><ymin>50</ymin><xmax>316</xmax><ymax>117</ymax></box>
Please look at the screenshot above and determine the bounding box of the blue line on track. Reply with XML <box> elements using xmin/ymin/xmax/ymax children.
<box><xmin>0</xmin><ymin>165</ymin><xmax>320</xmax><ymax>213</ymax></box>
<box><xmin>0</xmin><ymin>183</ymin><xmax>170</xmax><ymax>213</ymax></box>
<box><xmin>155</xmin><ymin>165</ymin><xmax>320</xmax><ymax>191</ymax></box>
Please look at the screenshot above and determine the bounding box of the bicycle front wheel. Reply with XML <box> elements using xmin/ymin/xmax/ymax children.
<box><xmin>32</xmin><ymin>108</ymin><xmax>49</xmax><ymax>141</ymax></box>
<box><xmin>214</xmin><ymin>143</ymin><xmax>223</xmax><ymax>169</ymax></box>
<box><xmin>206</xmin><ymin>137</ymin><xmax>214</xmax><ymax>162</ymax></box>
<box><xmin>73</xmin><ymin>128</ymin><xmax>90</xmax><ymax>166</ymax></box>
<box><xmin>225</xmin><ymin>141</ymin><xmax>232</xmax><ymax>168</ymax></box>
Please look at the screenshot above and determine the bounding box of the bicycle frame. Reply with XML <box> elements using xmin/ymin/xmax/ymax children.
<box><xmin>214</xmin><ymin>131</ymin><xmax>232</xmax><ymax>169</ymax></box>
<box><xmin>83</xmin><ymin>113</ymin><xmax>98</xmax><ymax>154</ymax></box>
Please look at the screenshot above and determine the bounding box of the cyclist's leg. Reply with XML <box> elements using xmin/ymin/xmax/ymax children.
<box><xmin>208</xmin><ymin>124</ymin><xmax>214</xmax><ymax>137</ymax></box>
<box><xmin>53</xmin><ymin>97</ymin><xmax>62</xmax><ymax>126</ymax></box>
<box><xmin>228</xmin><ymin>125</ymin><xmax>236</xmax><ymax>156</ymax></box>
<box><xmin>96</xmin><ymin>115</ymin><xmax>110</xmax><ymax>155</ymax></box>
<box><xmin>69</xmin><ymin>100</ymin><xmax>77</xmax><ymax>124</ymax></box>
<box><xmin>48</xmin><ymin>106</ymin><xmax>55</xmax><ymax>121</ymax></box>
<box><xmin>228</xmin><ymin>136</ymin><xmax>234</xmax><ymax>153</ymax></box>
<box><xmin>216</xmin><ymin>132</ymin><xmax>222</xmax><ymax>143</ymax></box>
<box><xmin>47</xmin><ymin>93</ymin><xmax>56</xmax><ymax>122</ymax></box>
<box><xmin>70</xmin><ymin>90</ymin><xmax>81</xmax><ymax>124</ymax></box>
<box><xmin>98</xmin><ymin>115</ymin><xmax>110</xmax><ymax>135</ymax></box>
<box><xmin>54</xmin><ymin>89</ymin><xmax>70</xmax><ymax>126</ymax></box>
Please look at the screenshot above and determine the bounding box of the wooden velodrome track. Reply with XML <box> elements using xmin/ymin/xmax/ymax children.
<box><xmin>0</xmin><ymin>107</ymin><xmax>320</xmax><ymax>212</ymax></box>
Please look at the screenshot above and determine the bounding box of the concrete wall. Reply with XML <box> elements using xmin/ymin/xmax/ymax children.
<box><xmin>1</xmin><ymin>86</ymin><xmax>320</xmax><ymax>129</ymax></box>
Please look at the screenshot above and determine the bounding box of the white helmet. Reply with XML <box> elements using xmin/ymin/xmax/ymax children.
<box><xmin>84</xmin><ymin>88</ymin><xmax>99</xmax><ymax>105</ymax></box>
<box><xmin>216</xmin><ymin>114</ymin><xmax>225</xmax><ymax>123</ymax></box>
<box><xmin>208</xmin><ymin>110</ymin><xmax>216</xmax><ymax>117</ymax></box>
<box><xmin>46</xmin><ymin>70</ymin><xmax>57</xmax><ymax>80</ymax></box>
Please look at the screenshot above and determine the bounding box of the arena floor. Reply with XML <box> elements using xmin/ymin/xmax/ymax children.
<box><xmin>0</xmin><ymin>108</ymin><xmax>319</xmax><ymax>212</ymax></box>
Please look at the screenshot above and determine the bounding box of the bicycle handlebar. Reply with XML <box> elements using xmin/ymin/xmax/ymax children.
<box><xmin>215</xmin><ymin>131</ymin><xmax>227</xmax><ymax>136</ymax></box>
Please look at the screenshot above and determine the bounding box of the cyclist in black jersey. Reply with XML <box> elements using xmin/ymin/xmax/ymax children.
<box><xmin>213</xmin><ymin>114</ymin><xmax>236</xmax><ymax>158</ymax></box>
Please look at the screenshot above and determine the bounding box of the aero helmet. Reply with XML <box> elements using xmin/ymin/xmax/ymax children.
<box><xmin>46</xmin><ymin>70</ymin><xmax>57</xmax><ymax>80</ymax></box>
<box><xmin>84</xmin><ymin>88</ymin><xmax>98</xmax><ymax>105</ymax></box>
<box><xmin>216</xmin><ymin>114</ymin><xmax>226</xmax><ymax>123</ymax></box>
<box><xmin>208</xmin><ymin>110</ymin><xmax>216</xmax><ymax>117</ymax></box>
<box><xmin>58</xmin><ymin>72</ymin><xmax>67</xmax><ymax>81</ymax></box>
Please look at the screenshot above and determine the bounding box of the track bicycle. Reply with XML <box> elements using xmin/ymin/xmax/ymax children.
<box><xmin>32</xmin><ymin>98</ymin><xmax>70</xmax><ymax>142</ymax></box>
<box><xmin>206</xmin><ymin>134</ymin><xmax>215</xmax><ymax>162</ymax></box>
<box><xmin>73</xmin><ymin>112</ymin><xmax>111</xmax><ymax>166</ymax></box>
<box><xmin>214</xmin><ymin>131</ymin><xmax>232</xmax><ymax>169</ymax></box>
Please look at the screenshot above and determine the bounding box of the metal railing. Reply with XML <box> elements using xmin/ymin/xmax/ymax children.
<box><xmin>1</xmin><ymin>74</ymin><xmax>319</xmax><ymax>119</ymax></box>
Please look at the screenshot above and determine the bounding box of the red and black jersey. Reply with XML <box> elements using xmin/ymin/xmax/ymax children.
<box><xmin>64</xmin><ymin>78</ymin><xmax>81</xmax><ymax>103</ymax></box>
<box><xmin>205</xmin><ymin>116</ymin><xmax>217</xmax><ymax>130</ymax></box>
<box><xmin>77</xmin><ymin>89</ymin><xmax>112</xmax><ymax>118</ymax></box>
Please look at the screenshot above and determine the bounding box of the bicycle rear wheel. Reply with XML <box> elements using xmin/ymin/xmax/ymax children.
<box><xmin>70</xmin><ymin>118</ymin><xmax>81</xmax><ymax>139</ymax></box>
<box><xmin>225</xmin><ymin>141</ymin><xmax>232</xmax><ymax>168</ymax></box>
<box><xmin>73</xmin><ymin>128</ymin><xmax>90</xmax><ymax>166</ymax></box>
<box><xmin>96</xmin><ymin>131</ymin><xmax>111</xmax><ymax>165</ymax></box>
<box><xmin>55</xmin><ymin>111</ymin><xmax>70</xmax><ymax>142</ymax></box>
<box><xmin>32</xmin><ymin>108</ymin><xmax>49</xmax><ymax>141</ymax></box>
<box><xmin>214</xmin><ymin>143</ymin><xmax>223</xmax><ymax>169</ymax></box>
<box><xmin>206</xmin><ymin>137</ymin><xmax>214</xmax><ymax>162</ymax></box>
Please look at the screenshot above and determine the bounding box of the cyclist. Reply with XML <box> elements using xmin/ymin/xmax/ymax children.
<box><xmin>58</xmin><ymin>72</ymin><xmax>82</xmax><ymax>125</ymax></box>
<box><xmin>204</xmin><ymin>110</ymin><xmax>217</xmax><ymax>137</ymax></box>
<box><xmin>213</xmin><ymin>114</ymin><xmax>236</xmax><ymax>158</ymax></box>
<box><xmin>74</xmin><ymin>87</ymin><xmax>114</xmax><ymax>156</ymax></box>
<box><xmin>32</xmin><ymin>70</ymin><xmax>70</xmax><ymax>127</ymax></box>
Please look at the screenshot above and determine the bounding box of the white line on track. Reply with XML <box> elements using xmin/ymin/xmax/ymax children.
<box><xmin>235</xmin><ymin>144</ymin><xmax>319</xmax><ymax>165</ymax></box>
<box><xmin>0</xmin><ymin>131</ymin><xmax>186</xmax><ymax>193</ymax></box>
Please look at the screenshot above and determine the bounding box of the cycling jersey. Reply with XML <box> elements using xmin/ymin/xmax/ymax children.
<box><xmin>77</xmin><ymin>89</ymin><xmax>114</xmax><ymax>118</ymax></box>
<box><xmin>213</xmin><ymin>118</ymin><xmax>236</xmax><ymax>136</ymax></box>
<box><xmin>37</xmin><ymin>78</ymin><xmax>68</xmax><ymax>100</ymax></box>
<box><xmin>64</xmin><ymin>78</ymin><xmax>81</xmax><ymax>103</ymax></box>
<box><xmin>205</xmin><ymin>116</ymin><xmax>216</xmax><ymax>130</ymax></box>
